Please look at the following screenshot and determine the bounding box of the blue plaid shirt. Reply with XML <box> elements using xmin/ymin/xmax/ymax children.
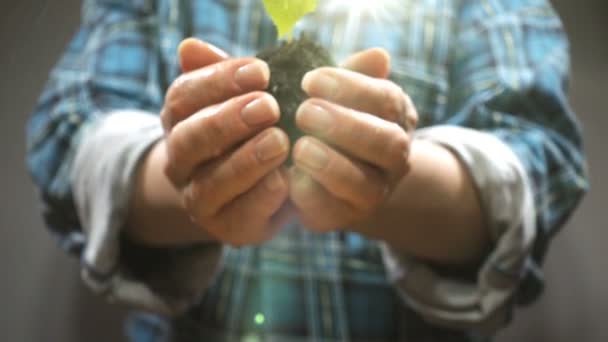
<box><xmin>26</xmin><ymin>0</ymin><xmax>588</xmax><ymax>341</ymax></box>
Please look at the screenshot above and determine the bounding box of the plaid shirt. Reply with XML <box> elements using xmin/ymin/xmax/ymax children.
<box><xmin>26</xmin><ymin>0</ymin><xmax>588</xmax><ymax>341</ymax></box>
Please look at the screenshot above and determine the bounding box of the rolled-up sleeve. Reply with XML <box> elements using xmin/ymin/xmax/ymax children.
<box><xmin>26</xmin><ymin>0</ymin><xmax>221</xmax><ymax>315</ymax></box>
<box><xmin>26</xmin><ymin>0</ymin><xmax>165</xmax><ymax>256</ymax></box>
<box><xmin>382</xmin><ymin>0</ymin><xmax>588</xmax><ymax>334</ymax></box>
<box><xmin>381</xmin><ymin>126</ymin><xmax>536</xmax><ymax>334</ymax></box>
<box><xmin>72</xmin><ymin>111</ymin><xmax>222</xmax><ymax>315</ymax></box>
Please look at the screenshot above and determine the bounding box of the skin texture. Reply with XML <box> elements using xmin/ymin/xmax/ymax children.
<box><xmin>126</xmin><ymin>38</ymin><xmax>489</xmax><ymax>267</ymax></box>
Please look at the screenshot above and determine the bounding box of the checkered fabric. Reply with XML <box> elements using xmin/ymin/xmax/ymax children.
<box><xmin>26</xmin><ymin>0</ymin><xmax>588</xmax><ymax>341</ymax></box>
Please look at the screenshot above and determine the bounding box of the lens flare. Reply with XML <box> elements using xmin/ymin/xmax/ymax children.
<box><xmin>320</xmin><ymin>0</ymin><xmax>401</xmax><ymax>23</ymax></box>
<box><xmin>313</xmin><ymin>0</ymin><xmax>402</xmax><ymax>56</ymax></box>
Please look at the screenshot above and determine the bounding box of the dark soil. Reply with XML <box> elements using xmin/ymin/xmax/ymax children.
<box><xmin>257</xmin><ymin>36</ymin><xmax>334</xmax><ymax>164</ymax></box>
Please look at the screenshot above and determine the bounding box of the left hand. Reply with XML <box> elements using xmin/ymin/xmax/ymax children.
<box><xmin>289</xmin><ymin>48</ymin><xmax>419</xmax><ymax>232</ymax></box>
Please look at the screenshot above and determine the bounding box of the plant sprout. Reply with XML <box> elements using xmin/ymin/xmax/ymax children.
<box><xmin>262</xmin><ymin>0</ymin><xmax>319</xmax><ymax>40</ymax></box>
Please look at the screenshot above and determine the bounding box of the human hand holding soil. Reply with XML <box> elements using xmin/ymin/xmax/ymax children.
<box><xmin>128</xmin><ymin>39</ymin><xmax>291</xmax><ymax>247</ymax></box>
<box><xmin>287</xmin><ymin>46</ymin><xmax>419</xmax><ymax>232</ymax></box>
<box><xmin>128</xmin><ymin>38</ymin><xmax>417</xmax><ymax>247</ymax></box>
<box><xmin>170</xmin><ymin>38</ymin><xmax>418</xmax><ymax>239</ymax></box>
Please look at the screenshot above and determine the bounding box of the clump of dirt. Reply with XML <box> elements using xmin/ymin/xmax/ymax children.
<box><xmin>257</xmin><ymin>36</ymin><xmax>334</xmax><ymax>164</ymax></box>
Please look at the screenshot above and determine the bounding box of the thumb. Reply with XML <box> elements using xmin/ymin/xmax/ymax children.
<box><xmin>340</xmin><ymin>48</ymin><xmax>391</xmax><ymax>79</ymax></box>
<box><xmin>178</xmin><ymin>38</ymin><xmax>229</xmax><ymax>73</ymax></box>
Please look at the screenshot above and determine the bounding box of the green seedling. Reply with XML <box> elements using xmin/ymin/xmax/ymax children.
<box><xmin>262</xmin><ymin>0</ymin><xmax>318</xmax><ymax>40</ymax></box>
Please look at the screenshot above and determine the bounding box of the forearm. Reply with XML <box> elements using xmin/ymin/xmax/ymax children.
<box><xmin>126</xmin><ymin>140</ymin><xmax>213</xmax><ymax>246</ymax></box>
<box><xmin>353</xmin><ymin>138</ymin><xmax>489</xmax><ymax>267</ymax></box>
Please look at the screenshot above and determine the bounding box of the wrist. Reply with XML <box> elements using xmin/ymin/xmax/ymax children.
<box><xmin>126</xmin><ymin>139</ymin><xmax>213</xmax><ymax>246</ymax></box>
<box><xmin>351</xmin><ymin>138</ymin><xmax>489</xmax><ymax>267</ymax></box>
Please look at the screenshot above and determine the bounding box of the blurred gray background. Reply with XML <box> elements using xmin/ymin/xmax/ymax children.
<box><xmin>0</xmin><ymin>1</ymin><xmax>606</xmax><ymax>341</ymax></box>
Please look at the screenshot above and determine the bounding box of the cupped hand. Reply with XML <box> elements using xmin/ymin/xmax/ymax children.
<box><xmin>289</xmin><ymin>48</ymin><xmax>419</xmax><ymax>232</ymax></box>
<box><xmin>160</xmin><ymin>38</ymin><xmax>291</xmax><ymax>246</ymax></box>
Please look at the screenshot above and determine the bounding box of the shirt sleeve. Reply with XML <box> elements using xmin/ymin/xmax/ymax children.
<box><xmin>382</xmin><ymin>0</ymin><xmax>588</xmax><ymax>334</ymax></box>
<box><xmin>72</xmin><ymin>111</ymin><xmax>223</xmax><ymax>315</ymax></box>
<box><xmin>26</xmin><ymin>0</ymin><xmax>165</xmax><ymax>255</ymax></box>
<box><xmin>381</xmin><ymin>126</ymin><xmax>535</xmax><ymax>335</ymax></box>
<box><xmin>25</xmin><ymin>0</ymin><xmax>221</xmax><ymax>315</ymax></box>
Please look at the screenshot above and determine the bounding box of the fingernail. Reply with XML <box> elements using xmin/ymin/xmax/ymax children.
<box><xmin>241</xmin><ymin>97</ymin><xmax>277</xmax><ymax>126</ymax></box>
<box><xmin>265</xmin><ymin>170</ymin><xmax>284</xmax><ymax>192</ymax></box>
<box><xmin>235</xmin><ymin>61</ymin><xmax>269</xmax><ymax>89</ymax></box>
<box><xmin>297</xmin><ymin>139</ymin><xmax>328</xmax><ymax>171</ymax></box>
<box><xmin>256</xmin><ymin>130</ymin><xmax>288</xmax><ymax>162</ymax></box>
<box><xmin>296</xmin><ymin>102</ymin><xmax>332</xmax><ymax>133</ymax></box>
<box><xmin>302</xmin><ymin>70</ymin><xmax>339</xmax><ymax>98</ymax></box>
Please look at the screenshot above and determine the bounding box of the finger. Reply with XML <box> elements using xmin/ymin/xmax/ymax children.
<box><xmin>162</xmin><ymin>58</ymin><xmax>270</xmax><ymax>130</ymax></box>
<box><xmin>340</xmin><ymin>47</ymin><xmax>390</xmax><ymax>79</ymax></box>
<box><xmin>183</xmin><ymin>127</ymin><xmax>289</xmax><ymax>218</ymax></box>
<box><xmin>178</xmin><ymin>38</ymin><xmax>229</xmax><ymax>73</ymax></box>
<box><xmin>402</xmin><ymin>93</ymin><xmax>419</xmax><ymax>134</ymax></box>
<box><xmin>295</xmin><ymin>99</ymin><xmax>410</xmax><ymax>181</ymax></box>
<box><xmin>301</xmin><ymin>67</ymin><xmax>417</xmax><ymax>127</ymax></box>
<box><xmin>292</xmin><ymin>137</ymin><xmax>388</xmax><ymax>211</ymax></box>
<box><xmin>288</xmin><ymin>167</ymin><xmax>354</xmax><ymax>232</ymax></box>
<box><xmin>165</xmin><ymin>91</ymin><xmax>280</xmax><ymax>186</ymax></box>
<box><xmin>213</xmin><ymin>168</ymin><xmax>289</xmax><ymax>246</ymax></box>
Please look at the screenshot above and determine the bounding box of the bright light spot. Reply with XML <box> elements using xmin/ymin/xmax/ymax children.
<box><xmin>330</xmin><ymin>0</ymin><xmax>385</xmax><ymax>13</ymax></box>
<box><xmin>321</xmin><ymin>0</ymin><xmax>400</xmax><ymax>19</ymax></box>
<box><xmin>318</xmin><ymin>0</ymin><xmax>402</xmax><ymax>53</ymax></box>
<box><xmin>254</xmin><ymin>313</ymin><xmax>265</xmax><ymax>325</ymax></box>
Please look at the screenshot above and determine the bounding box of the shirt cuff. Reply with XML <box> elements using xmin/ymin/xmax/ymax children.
<box><xmin>380</xmin><ymin>125</ymin><xmax>536</xmax><ymax>335</ymax></box>
<box><xmin>71</xmin><ymin>110</ymin><xmax>222</xmax><ymax>315</ymax></box>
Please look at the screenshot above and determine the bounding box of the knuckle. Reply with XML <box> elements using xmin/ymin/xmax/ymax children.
<box><xmin>386</xmin><ymin>131</ymin><xmax>409</xmax><ymax>173</ymax></box>
<box><xmin>408</xmin><ymin>111</ymin><xmax>419</xmax><ymax>132</ymax></box>
<box><xmin>187</xmin><ymin>174</ymin><xmax>217</xmax><ymax>217</ymax></box>
<box><xmin>205</xmin><ymin>115</ymin><xmax>227</xmax><ymax>145</ymax></box>
<box><xmin>231</xmin><ymin>149</ymin><xmax>261</xmax><ymax>177</ymax></box>
<box><xmin>193</xmin><ymin>174</ymin><xmax>214</xmax><ymax>200</ymax></box>
<box><xmin>165</xmin><ymin>77</ymin><xmax>190</xmax><ymax>122</ymax></box>
<box><xmin>409</xmin><ymin>113</ymin><xmax>419</xmax><ymax>130</ymax></box>
<box><xmin>390</xmin><ymin>129</ymin><xmax>409</xmax><ymax>156</ymax></box>
<box><xmin>181</xmin><ymin>182</ymin><xmax>199</xmax><ymax>211</ymax></box>
<box><xmin>165</xmin><ymin>127</ymin><xmax>188</xmax><ymax>167</ymax></box>
<box><xmin>163</xmin><ymin>161</ymin><xmax>180</xmax><ymax>187</ymax></box>
<box><xmin>208</xmin><ymin>62</ymin><xmax>240</xmax><ymax>96</ymax></box>
<box><xmin>381</xmin><ymin>81</ymin><xmax>407</xmax><ymax>123</ymax></box>
<box><xmin>357</xmin><ymin>126</ymin><xmax>379</xmax><ymax>162</ymax></box>
<box><xmin>182</xmin><ymin>186</ymin><xmax>204</xmax><ymax>224</ymax></box>
<box><xmin>368</xmin><ymin>123</ymin><xmax>387</xmax><ymax>148</ymax></box>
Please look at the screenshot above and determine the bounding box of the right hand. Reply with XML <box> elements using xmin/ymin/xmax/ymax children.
<box><xmin>160</xmin><ymin>38</ymin><xmax>290</xmax><ymax>246</ymax></box>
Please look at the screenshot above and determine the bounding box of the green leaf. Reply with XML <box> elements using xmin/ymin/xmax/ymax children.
<box><xmin>262</xmin><ymin>0</ymin><xmax>318</xmax><ymax>39</ymax></box>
